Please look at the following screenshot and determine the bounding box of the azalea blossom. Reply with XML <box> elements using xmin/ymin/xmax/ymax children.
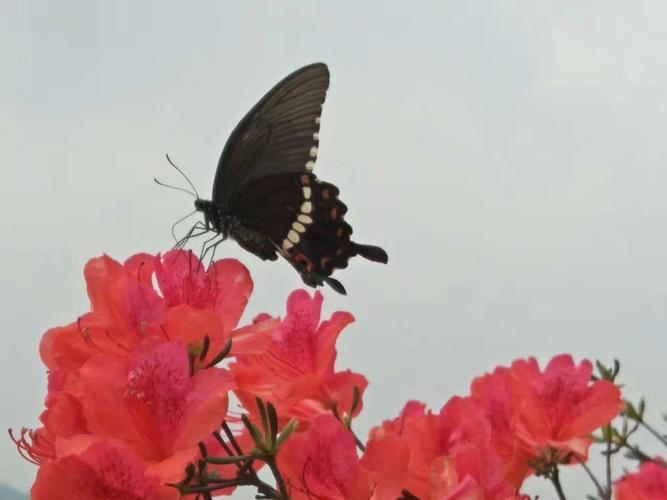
<box><xmin>278</xmin><ymin>414</ymin><xmax>373</xmax><ymax>500</ymax></box>
<box><xmin>31</xmin><ymin>439</ymin><xmax>176</xmax><ymax>500</ymax></box>
<box><xmin>231</xmin><ymin>289</ymin><xmax>367</xmax><ymax>427</ymax></box>
<box><xmin>15</xmin><ymin>249</ymin><xmax>657</xmax><ymax>500</ymax></box>
<box><xmin>471</xmin><ymin>354</ymin><xmax>624</xmax><ymax>471</ymax></box>
<box><xmin>616</xmin><ymin>461</ymin><xmax>667</xmax><ymax>500</ymax></box>
<box><xmin>40</xmin><ymin>251</ymin><xmax>266</xmax><ymax>381</ymax></box>
<box><xmin>74</xmin><ymin>339</ymin><xmax>235</xmax><ymax>481</ymax></box>
<box><xmin>21</xmin><ymin>251</ymin><xmax>262</xmax><ymax>494</ymax></box>
<box><xmin>360</xmin><ymin>399</ymin><xmax>521</xmax><ymax>499</ymax></box>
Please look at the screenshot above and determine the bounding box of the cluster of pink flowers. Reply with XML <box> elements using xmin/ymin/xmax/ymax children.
<box><xmin>277</xmin><ymin>355</ymin><xmax>624</xmax><ymax>499</ymax></box>
<box><xmin>13</xmin><ymin>250</ymin><xmax>666</xmax><ymax>499</ymax></box>
<box><xmin>17</xmin><ymin>252</ymin><xmax>250</xmax><ymax>497</ymax></box>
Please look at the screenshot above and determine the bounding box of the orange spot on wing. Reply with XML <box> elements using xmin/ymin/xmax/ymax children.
<box><xmin>320</xmin><ymin>256</ymin><xmax>333</xmax><ymax>267</ymax></box>
<box><xmin>301</xmin><ymin>175</ymin><xmax>310</xmax><ymax>185</ymax></box>
<box><xmin>293</xmin><ymin>252</ymin><xmax>314</xmax><ymax>272</ymax></box>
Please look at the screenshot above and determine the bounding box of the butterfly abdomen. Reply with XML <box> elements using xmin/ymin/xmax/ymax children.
<box><xmin>228</xmin><ymin>220</ymin><xmax>279</xmax><ymax>262</ymax></box>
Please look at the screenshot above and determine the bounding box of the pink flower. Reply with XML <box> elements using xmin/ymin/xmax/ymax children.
<box><xmin>470</xmin><ymin>366</ymin><xmax>533</xmax><ymax>485</ymax></box>
<box><xmin>31</xmin><ymin>439</ymin><xmax>176</xmax><ymax>500</ymax></box>
<box><xmin>231</xmin><ymin>290</ymin><xmax>367</xmax><ymax>427</ymax></box>
<box><xmin>360</xmin><ymin>400</ymin><xmax>520</xmax><ymax>499</ymax></box>
<box><xmin>40</xmin><ymin>251</ymin><xmax>263</xmax><ymax>382</ymax></box>
<box><xmin>278</xmin><ymin>414</ymin><xmax>372</xmax><ymax>500</ymax></box>
<box><xmin>155</xmin><ymin>250</ymin><xmax>253</xmax><ymax>336</ymax></box>
<box><xmin>74</xmin><ymin>340</ymin><xmax>234</xmax><ymax>482</ymax></box>
<box><xmin>473</xmin><ymin>355</ymin><xmax>623</xmax><ymax>469</ymax></box>
<box><xmin>616</xmin><ymin>461</ymin><xmax>667</xmax><ymax>500</ymax></box>
<box><xmin>23</xmin><ymin>251</ymin><xmax>259</xmax><ymax>494</ymax></box>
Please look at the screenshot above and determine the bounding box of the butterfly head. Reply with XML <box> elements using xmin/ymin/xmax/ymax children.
<box><xmin>194</xmin><ymin>199</ymin><xmax>229</xmax><ymax>237</ymax></box>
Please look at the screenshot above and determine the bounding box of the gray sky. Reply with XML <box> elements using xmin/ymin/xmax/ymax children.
<box><xmin>2</xmin><ymin>1</ymin><xmax>667</xmax><ymax>497</ymax></box>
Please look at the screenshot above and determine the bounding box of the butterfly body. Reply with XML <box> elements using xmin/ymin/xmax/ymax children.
<box><xmin>194</xmin><ymin>63</ymin><xmax>387</xmax><ymax>294</ymax></box>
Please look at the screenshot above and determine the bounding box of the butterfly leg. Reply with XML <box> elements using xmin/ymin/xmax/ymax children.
<box><xmin>173</xmin><ymin>221</ymin><xmax>209</xmax><ymax>250</ymax></box>
<box><xmin>199</xmin><ymin>233</ymin><xmax>225</xmax><ymax>268</ymax></box>
<box><xmin>204</xmin><ymin>238</ymin><xmax>225</xmax><ymax>268</ymax></box>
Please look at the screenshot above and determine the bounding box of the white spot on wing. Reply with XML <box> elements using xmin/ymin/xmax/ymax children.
<box><xmin>303</xmin><ymin>187</ymin><xmax>311</xmax><ymax>199</ymax></box>
<box><xmin>301</xmin><ymin>201</ymin><xmax>312</xmax><ymax>214</ymax></box>
<box><xmin>287</xmin><ymin>230</ymin><xmax>300</xmax><ymax>243</ymax></box>
<box><xmin>292</xmin><ymin>221</ymin><xmax>306</xmax><ymax>233</ymax></box>
<box><xmin>282</xmin><ymin>239</ymin><xmax>294</xmax><ymax>251</ymax></box>
<box><xmin>313</xmin><ymin>132</ymin><xmax>319</xmax><ymax>141</ymax></box>
<box><xmin>309</xmin><ymin>146</ymin><xmax>318</xmax><ymax>157</ymax></box>
<box><xmin>315</xmin><ymin>117</ymin><xmax>321</xmax><ymax>124</ymax></box>
<box><xmin>305</xmin><ymin>160</ymin><xmax>315</xmax><ymax>171</ymax></box>
<box><xmin>297</xmin><ymin>214</ymin><xmax>313</xmax><ymax>224</ymax></box>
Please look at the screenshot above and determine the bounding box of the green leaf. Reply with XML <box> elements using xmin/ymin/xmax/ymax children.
<box><xmin>256</xmin><ymin>397</ymin><xmax>270</xmax><ymax>438</ymax></box>
<box><xmin>242</xmin><ymin>414</ymin><xmax>268</xmax><ymax>453</ymax></box>
<box><xmin>206</xmin><ymin>339</ymin><xmax>233</xmax><ymax>368</ymax></box>
<box><xmin>276</xmin><ymin>419</ymin><xmax>299</xmax><ymax>449</ymax></box>
<box><xmin>625</xmin><ymin>402</ymin><xmax>641</xmax><ymax>421</ymax></box>
<box><xmin>267</xmin><ymin>402</ymin><xmax>279</xmax><ymax>451</ymax></box>
<box><xmin>198</xmin><ymin>335</ymin><xmax>211</xmax><ymax>361</ymax></box>
<box><xmin>350</xmin><ymin>386</ymin><xmax>361</xmax><ymax>416</ymax></box>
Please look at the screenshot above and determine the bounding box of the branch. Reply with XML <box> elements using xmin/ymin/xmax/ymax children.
<box><xmin>550</xmin><ymin>467</ymin><xmax>567</xmax><ymax>500</ymax></box>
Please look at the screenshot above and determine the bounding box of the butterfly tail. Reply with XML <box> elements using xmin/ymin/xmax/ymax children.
<box><xmin>352</xmin><ymin>243</ymin><xmax>389</xmax><ymax>264</ymax></box>
<box><xmin>324</xmin><ymin>277</ymin><xmax>347</xmax><ymax>295</ymax></box>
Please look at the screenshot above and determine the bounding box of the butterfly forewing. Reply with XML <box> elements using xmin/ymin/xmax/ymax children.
<box><xmin>212</xmin><ymin>63</ymin><xmax>329</xmax><ymax>209</ymax></box>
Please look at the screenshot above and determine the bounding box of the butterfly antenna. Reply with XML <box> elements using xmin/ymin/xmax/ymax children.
<box><xmin>165</xmin><ymin>153</ymin><xmax>200</xmax><ymax>199</ymax></box>
<box><xmin>153</xmin><ymin>177</ymin><xmax>198</xmax><ymax>198</ymax></box>
<box><xmin>170</xmin><ymin>209</ymin><xmax>198</xmax><ymax>243</ymax></box>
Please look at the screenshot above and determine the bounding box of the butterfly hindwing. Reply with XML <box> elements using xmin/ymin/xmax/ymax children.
<box><xmin>232</xmin><ymin>172</ymin><xmax>387</xmax><ymax>294</ymax></box>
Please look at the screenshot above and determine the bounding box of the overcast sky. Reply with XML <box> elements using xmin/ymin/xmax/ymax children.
<box><xmin>3</xmin><ymin>1</ymin><xmax>667</xmax><ymax>497</ymax></box>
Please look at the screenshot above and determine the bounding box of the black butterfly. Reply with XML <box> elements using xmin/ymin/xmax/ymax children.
<box><xmin>191</xmin><ymin>63</ymin><xmax>387</xmax><ymax>295</ymax></box>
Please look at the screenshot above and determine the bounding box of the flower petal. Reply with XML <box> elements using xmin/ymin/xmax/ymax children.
<box><xmin>32</xmin><ymin>439</ymin><xmax>176</xmax><ymax>500</ymax></box>
<box><xmin>208</xmin><ymin>258</ymin><xmax>253</xmax><ymax>332</ymax></box>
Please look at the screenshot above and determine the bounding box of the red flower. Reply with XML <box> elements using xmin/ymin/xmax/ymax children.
<box><xmin>31</xmin><ymin>439</ymin><xmax>176</xmax><ymax>500</ymax></box>
<box><xmin>231</xmin><ymin>290</ymin><xmax>367</xmax><ymax>426</ymax></box>
<box><xmin>470</xmin><ymin>366</ymin><xmax>533</xmax><ymax>485</ymax></box>
<box><xmin>155</xmin><ymin>250</ymin><xmax>254</xmax><ymax>337</ymax></box>
<box><xmin>24</xmin><ymin>251</ymin><xmax>261</xmax><ymax>494</ymax></box>
<box><xmin>278</xmin><ymin>414</ymin><xmax>372</xmax><ymax>500</ymax></box>
<box><xmin>40</xmin><ymin>251</ymin><xmax>263</xmax><ymax>382</ymax></box>
<box><xmin>472</xmin><ymin>354</ymin><xmax>624</xmax><ymax>473</ymax></box>
<box><xmin>616</xmin><ymin>461</ymin><xmax>667</xmax><ymax>500</ymax></box>
<box><xmin>360</xmin><ymin>400</ymin><xmax>520</xmax><ymax>499</ymax></box>
<box><xmin>74</xmin><ymin>339</ymin><xmax>234</xmax><ymax>482</ymax></box>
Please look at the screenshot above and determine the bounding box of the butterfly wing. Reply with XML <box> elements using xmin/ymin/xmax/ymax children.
<box><xmin>211</xmin><ymin>62</ymin><xmax>387</xmax><ymax>293</ymax></box>
<box><xmin>212</xmin><ymin>62</ymin><xmax>329</xmax><ymax>209</ymax></box>
<box><xmin>232</xmin><ymin>172</ymin><xmax>388</xmax><ymax>295</ymax></box>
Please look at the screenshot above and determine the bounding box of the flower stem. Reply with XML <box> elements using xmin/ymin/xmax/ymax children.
<box><xmin>621</xmin><ymin>441</ymin><xmax>654</xmax><ymax>462</ymax></box>
<box><xmin>550</xmin><ymin>467</ymin><xmax>567</xmax><ymax>500</ymax></box>
<box><xmin>578</xmin><ymin>459</ymin><xmax>608</xmax><ymax>500</ymax></box>
<box><xmin>221</xmin><ymin>421</ymin><xmax>244</xmax><ymax>455</ymax></box>
<box><xmin>210</xmin><ymin>422</ymin><xmax>282</xmax><ymax>498</ymax></box>
<box><xmin>606</xmin><ymin>427</ymin><xmax>612</xmax><ymax>497</ymax></box>
<box><xmin>348</xmin><ymin>425</ymin><xmax>365</xmax><ymax>452</ymax></box>
<box><xmin>267</xmin><ymin>457</ymin><xmax>289</xmax><ymax>500</ymax></box>
<box><xmin>639</xmin><ymin>420</ymin><xmax>667</xmax><ymax>447</ymax></box>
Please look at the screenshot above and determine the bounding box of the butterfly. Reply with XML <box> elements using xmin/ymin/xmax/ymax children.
<box><xmin>190</xmin><ymin>62</ymin><xmax>388</xmax><ymax>295</ymax></box>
